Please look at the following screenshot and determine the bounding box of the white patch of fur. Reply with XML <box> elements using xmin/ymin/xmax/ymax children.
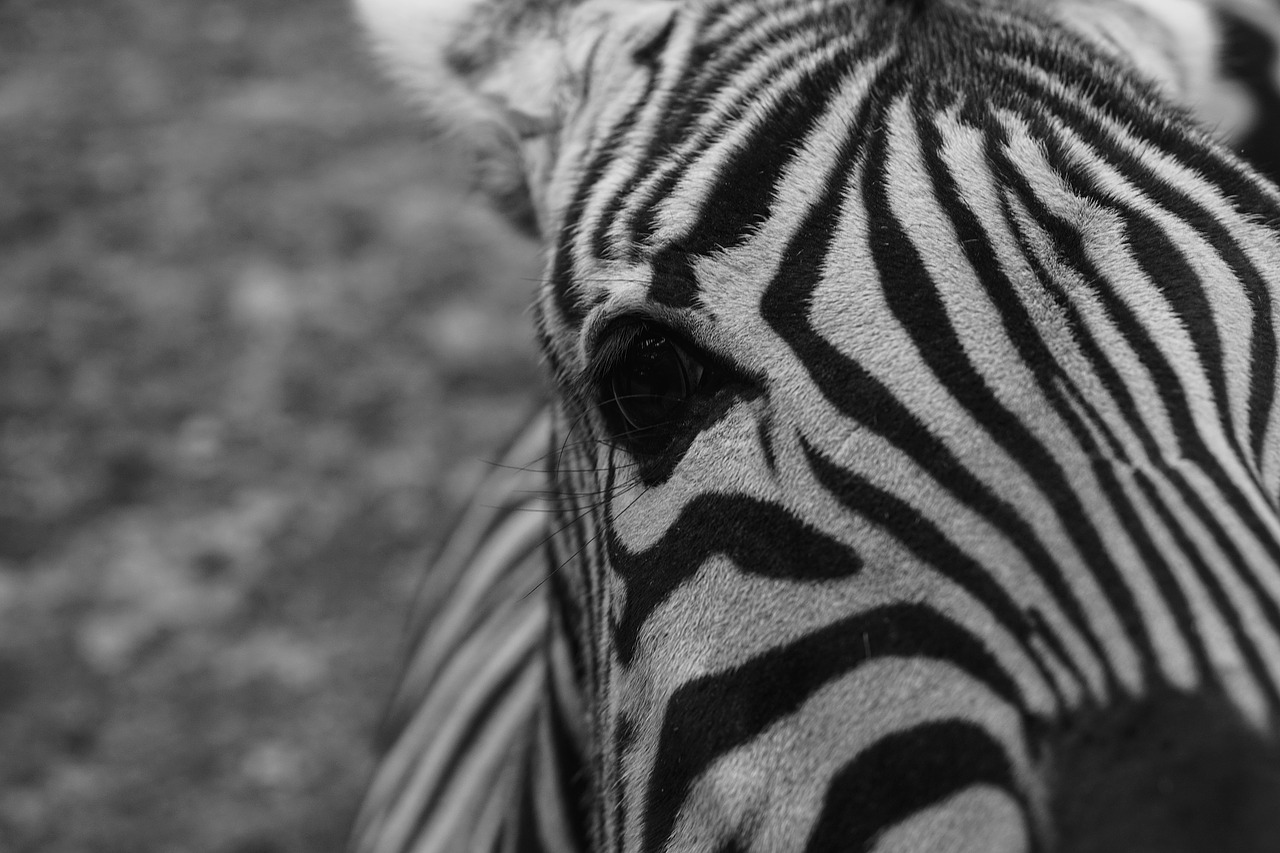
<box><xmin>874</xmin><ymin>788</ymin><xmax>1030</xmax><ymax>853</ymax></box>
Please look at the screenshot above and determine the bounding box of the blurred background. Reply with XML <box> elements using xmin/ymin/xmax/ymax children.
<box><xmin>0</xmin><ymin>1</ymin><xmax>544</xmax><ymax>850</ymax></box>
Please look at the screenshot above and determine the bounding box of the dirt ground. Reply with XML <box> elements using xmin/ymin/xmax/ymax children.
<box><xmin>0</xmin><ymin>1</ymin><xmax>544</xmax><ymax>850</ymax></box>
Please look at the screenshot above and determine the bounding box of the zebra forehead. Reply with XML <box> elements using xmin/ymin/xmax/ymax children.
<box><xmin>543</xmin><ymin>53</ymin><xmax>1187</xmax><ymax>355</ymax></box>
<box><xmin>543</xmin><ymin>6</ymin><xmax>1188</xmax><ymax>293</ymax></box>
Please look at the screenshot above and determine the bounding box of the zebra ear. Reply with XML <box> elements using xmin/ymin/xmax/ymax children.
<box><xmin>1053</xmin><ymin>0</ymin><xmax>1225</xmax><ymax>104</ymax></box>
<box><xmin>1053</xmin><ymin>0</ymin><xmax>1280</xmax><ymax>147</ymax></box>
<box><xmin>354</xmin><ymin>0</ymin><xmax>677</xmax><ymax>235</ymax></box>
<box><xmin>1055</xmin><ymin>0</ymin><xmax>1280</xmax><ymax>160</ymax></box>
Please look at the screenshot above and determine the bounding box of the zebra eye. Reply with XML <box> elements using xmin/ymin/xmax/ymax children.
<box><xmin>601</xmin><ymin>326</ymin><xmax>705</xmax><ymax>455</ymax></box>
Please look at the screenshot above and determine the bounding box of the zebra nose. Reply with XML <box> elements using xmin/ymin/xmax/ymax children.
<box><xmin>1048</xmin><ymin>691</ymin><xmax>1280</xmax><ymax>853</ymax></box>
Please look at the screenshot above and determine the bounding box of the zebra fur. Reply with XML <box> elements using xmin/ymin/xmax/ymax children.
<box><xmin>352</xmin><ymin>1</ymin><xmax>1280</xmax><ymax>851</ymax></box>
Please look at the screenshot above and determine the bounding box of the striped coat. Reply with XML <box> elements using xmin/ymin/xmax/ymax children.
<box><xmin>352</xmin><ymin>1</ymin><xmax>1280</xmax><ymax>851</ymax></box>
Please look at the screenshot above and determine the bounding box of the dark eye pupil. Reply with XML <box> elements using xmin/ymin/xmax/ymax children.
<box><xmin>611</xmin><ymin>334</ymin><xmax>690</xmax><ymax>433</ymax></box>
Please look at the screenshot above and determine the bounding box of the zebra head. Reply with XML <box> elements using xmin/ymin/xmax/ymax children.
<box><xmin>357</xmin><ymin>0</ymin><xmax>1280</xmax><ymax>850</ymax></box>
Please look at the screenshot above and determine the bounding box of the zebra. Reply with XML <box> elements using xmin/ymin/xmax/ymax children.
<box><xmin>350</xmin><ymin>0</ymin><xmax>1280</xmax><ymax>851</ymax></box>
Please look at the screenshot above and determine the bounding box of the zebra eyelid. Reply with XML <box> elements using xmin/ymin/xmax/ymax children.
<box><xmin>580</xmin><ymin>315</ymin><xmax>707</xmax><ymax>391</ymax></box>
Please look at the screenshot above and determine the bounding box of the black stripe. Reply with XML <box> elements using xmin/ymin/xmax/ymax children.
<box><xmin>546</xmin><ymin>605</ymin><xmax>593</xmax><ymax>853</ymax></box>
<box><xmin>642</xmin><ymin>604</ymin><xmax>1023</xmax><ymax>853</ymax></box>
<box><xmin>607</xmin><ymin>493</ymin><xmax>862</xmax><ymax>664</ymax></box>
<box><xmin>864</xmin><ymin>95</ymin><xmax>1160</xmax><ymax>683</ymax></box>
<box><xmin>998</xmin><ymin>33</ymin><xmax>1280</xmax><ymax>229</ymax></box>
<box><xmin>916</xmin><ymin>106</ymin><xmax>1190</xmax><ymax>703</ymax></box>
<box><xmin>759</xmin><ymin>75</ymin><xmax>1117</xmax><ymax>696</ymax></box>
<box><xmin>803</xmin><ymin>721</ymin><xmax>1023</xmax><ymax>852</ymax></box>
<box><xmin>803</xmin><ymin>441</ymin><xmax>1055</xmax><ymax>698</ymax></box>
<box><xmin>1001</xmin><ymin>54</ymin><xmax>1280</xmax><ymax>471</ymax></box>
<box><xmin>996</xmin><ymin>113</ymin><xmax>1280</xmax><ymax>707</ymax></box>
<box><xmin>1023</xmin><ymin>106</ymin><xmax>1253</xmax><ymax>467</ymax></box>
<box><xmin>550</xmin><ymin>56</ymin><xmax>665</xmax><ymax>324</ymax></box>
<box><xmin>1012</xmin><ymin>107</ymin><xmax>1280</xmax><ymax>599</ymax></box>
<box><xmin>513</xmin><ymin>741</ymin><xmax>544</xmax><ymax>853</ymax></box>
<box><xmin>644</xmin><ymin>55</ymin><xmax>855</xmax><ymax>310</ymax></box>
<box><xmin>1129</xmin><ymin>468</ymin><xmax>1280</xmax><ymax>711</ymax></box>
<box><xmin>619</xmin><ymin>10</ymin><xmax>848</xmax><ymax>253</ymax></box>
<box><xmin>991</xmin><ymin>135</ymin><xmax>1223</xmax><ymax>695</ymax></box>
<box><xmin>1025</xmin><ymin>607</ymin><xmax>1075</xmax><ymax>715</ymax></box>
<box><xmin>403</xmin><ymin>641</ymin><xmax>539</xmax><ymax>846</ymax></box>
<box><xmin>1051</xmin><ymin>386</ymin><xmax>1221</xmax><ymax>695</ymax></box>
